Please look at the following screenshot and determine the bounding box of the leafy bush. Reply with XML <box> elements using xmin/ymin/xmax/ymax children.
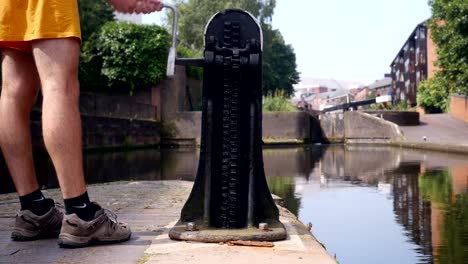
<box><xmin>393</xmin><ymin>100</ymin><xmax>413</xmax><ymax>111</ymax></box>
<box><xmin>417</xmin><ymin>76</ymin><xmax>450</xmax><ymax>113</ymax></box>
<box><xmin>80</xmin><ymin>22</ymin><xmax>170</xmax><ymax>93</ymax></box>
<box><xmin>262</xmin><ymin>91</ymin><xmax>298</xmax><ymax>112</ymax></box>
<box><xmin>367</xmin><ymin>99</ymin><xmax>413</xmax><ymax>111</ymax></box>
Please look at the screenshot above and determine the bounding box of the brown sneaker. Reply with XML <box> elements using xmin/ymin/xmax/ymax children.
<box><xmin>57</xmin><ymin>204</ymin><xmax>131</xmax><ymax>248</ymax></box>
<box><xmin>11</xmin><ymin>205</ymin><xmax>63</xmax><ymax>241</ymax></box>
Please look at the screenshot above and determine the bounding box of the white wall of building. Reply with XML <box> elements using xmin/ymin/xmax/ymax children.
<box><xmin>114</xmin><ymin>12</ymin><xmax>143</xmax><ymax>24</ymax></box>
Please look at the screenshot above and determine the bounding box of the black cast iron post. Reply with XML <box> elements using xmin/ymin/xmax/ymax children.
<box><xmin>169</xmin><ymin>9</ymin><xmax>286</xmax><ymax>242</ymax></box>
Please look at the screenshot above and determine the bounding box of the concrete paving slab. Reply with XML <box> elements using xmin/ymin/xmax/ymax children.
<box><xmin>143</xmin><ymin>205</ymin><xmax>335</xmax><ymax>264</ymax></box>
<box><xmin>0</xmin><ymin>181</ymin><xmax>335</xmax><ymax>264</ymax></box>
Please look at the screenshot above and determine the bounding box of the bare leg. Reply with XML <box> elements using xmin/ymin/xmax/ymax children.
<box><xmin>32</xmin><ymin>38</ymin><xmax>86</xmax><ymax>199</ymax></box>
<box><xmin>0</xmin><ymin>49</ymin><xmax>40</xmax><ymax>196</ymax></box>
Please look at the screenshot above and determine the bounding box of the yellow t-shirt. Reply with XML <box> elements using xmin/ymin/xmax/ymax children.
<box><xmin>0</xmin><ymin>0</ymin><xmax>81</xmax><ymax>53</ymax></box>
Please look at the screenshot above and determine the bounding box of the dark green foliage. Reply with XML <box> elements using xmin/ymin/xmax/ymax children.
<box><xmin>79</xmin><ymin>34</ymin><xmax>109</xmax><ymax>91</ymax></box>
<box><xmin>262</xmin><ymin>24</ymin><xmax>300</xmax><ymax>97</ymax></box>
<box><xmin>77</xmin><ymin>0</ymin><xmax>115</xmax><ymax>90</ymax></box>
<box><xmin>428</xmin><ymin>0</ymin><xmax>468</xmax><ymax>96</ymax></box>
<box><xmin>78</xmin><ymin>0</ymin><xmax>115</xmax><ymax>42</ymax></box>
<box><xmin>417</xmin><ymin>74</ymin><xmax>449</xmax><ymax>113</ymax></box>
<box><xmin>169</xmin><ymin>0</ymin><xmax>299</xmax><ymax>97</ymax></box>
<box><xmin>80</xmin><ymin>22</ymin><xmax>170</xmax><ymax>93</ymax></box>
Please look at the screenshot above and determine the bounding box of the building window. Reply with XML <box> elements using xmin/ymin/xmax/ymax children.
<box><xmin>420</xmin><ymin>53</ymin><xmax>426</xmax><ymax>64</ymax></box>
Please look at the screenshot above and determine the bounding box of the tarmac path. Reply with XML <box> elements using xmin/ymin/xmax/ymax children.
<box><xmin>400</xmin><ymin>114</ymin><xmax>468</xmax><ymax>145</ymax></box>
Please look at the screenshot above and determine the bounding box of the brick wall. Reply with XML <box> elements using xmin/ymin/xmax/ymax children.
<box><xmin>450</xmin><ymin>94</ymin><xmax>468</xmax><ymax>123</ymax></box>
<box><xmin>30</xmin><ymin>110</ymin><xmax>161</xmax><ymax>149</ymax></box>
<box><xmin>80</xmin><ymin>86</ymin><xmax>161</xmax><ymax>121</ymax></box>
<box><xmin>427</xmin><ymin>28</ymin><xmax>439</xmax><ymax>79</ymax></box>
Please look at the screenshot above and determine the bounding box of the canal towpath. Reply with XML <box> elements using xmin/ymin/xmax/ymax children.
<box><xmin>0</xmin><ymin>181</ymin><xmax>336</xmax><ymax>264</ymax></box>
<box><xmin>396</xmin><ymin>113</ymin><xmax>468</xmax><ymax>154</ymax></box>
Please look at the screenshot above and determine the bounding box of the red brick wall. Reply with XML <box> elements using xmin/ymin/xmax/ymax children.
<box><xmin>354</xmin><ymin>88</ymin><xmax>369</xmax><ymax>102</ymax></box>
<box><xmin>450</xmin><ymin>95</ymin><xmax>468</xmax><ymax>123</ymax></box>
<box><xmin>427</xmin><ymin>28</ymin><xmax>439</xmax><ymax>79</ymax></box>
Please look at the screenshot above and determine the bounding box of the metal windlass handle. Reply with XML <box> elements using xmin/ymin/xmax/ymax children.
<box><xmin>161</xmin><ymin>2</ymin><xmax>178</xmax><ymax>77</ymax></box>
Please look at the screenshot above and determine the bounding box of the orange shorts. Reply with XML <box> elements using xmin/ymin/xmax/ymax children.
<box><xmin>0</xmin><ymin>0</ymin><xmax>81</xmax><ymax>54</ymax></box>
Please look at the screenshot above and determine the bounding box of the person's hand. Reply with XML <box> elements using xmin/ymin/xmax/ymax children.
<box><xmin>108</xmin><ymin>0</ymin><xmax>163</xmax><ymax>14</ymax></box>
<box><xmin>134</xmin><ymin>0</ymin><xmax>163</xmax><ymax>14</ymax></box>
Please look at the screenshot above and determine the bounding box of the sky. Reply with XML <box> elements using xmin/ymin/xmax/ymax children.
<box><xmin>142</xmin><ymin>0</ymin><xmax>432</xmax><ymax>85</ymax></box>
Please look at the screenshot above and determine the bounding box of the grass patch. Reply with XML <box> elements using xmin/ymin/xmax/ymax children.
<box><xmin>262</xmin><ymin>91</ymin><xmax>298</xmax><ymax>112</ymax></box>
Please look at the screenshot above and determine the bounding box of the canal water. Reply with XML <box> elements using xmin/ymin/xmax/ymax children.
<box><xmin>0</xmin><ymin>145</ymin><xmax>466</xmax><ymax>264</ymax></box>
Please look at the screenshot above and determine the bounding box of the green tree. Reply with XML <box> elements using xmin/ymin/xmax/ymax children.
<box><xmin>78</xmin><ymin>0</ymin><xmax>115</xmax><ymax>90</ymax></box>
<box><xmin>262</xmin><ymin>24</ymin><xmax>300</xmax><ymax>96</ymax></box>
<box><xmin>428</xmin><ymin>0</ymin><xmax>468</xmax><ymax>96</ymax></box>
<box><xmin>78</xmin><ymin>0</ymin><xmax>115</xmax><ymax>42</ymax></box>
<box><xmin>170</xmin><ymin>0</ymin><xmax>299</xmax><ymax>96</ymax></box>
<box><xmin>171</xmin><ymin>0</ymin><xmax>276</xmax><ymax>50</ymax></box>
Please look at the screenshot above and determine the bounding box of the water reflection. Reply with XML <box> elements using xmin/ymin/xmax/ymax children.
<box><xmin>0</xmin><ymin>145</ymin><xmax>466</xmax><ymax>263</ymax></box>
<box><xmin>419</xmin><ymin>171</ymin><xmax>467</xmax><ymax>264</ymax></box>
<box><xmin>0</xmin><ymin>148</ymin><xmax>198</xmax><ymax>194</ymax></box>
<box><xmin>265</xmin><ymin>145</ymin><xmax>467</xmax><ymax>264</ymax></box>
<box><xmin>264</xmin><ymin>146</ymin><xmax>326</xmax><ymax>215</ymax></box>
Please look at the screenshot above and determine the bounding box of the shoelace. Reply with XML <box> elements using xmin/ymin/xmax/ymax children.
<box><xmin>103</xmin><ymin>208</ymin><xmax>118</xmax><ymax>224</ymax></box>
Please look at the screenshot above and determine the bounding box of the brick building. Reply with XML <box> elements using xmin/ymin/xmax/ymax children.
<box><xmin>292</xmin><ymin>78</ymin><xmax>361</xmax><ymax>111</ymax></box>
<box><xmin>390</xmin><ymin>20</ymin><xmax>437</xmax><ymax>106</ymax></box>
<box><xmin>354</xmin><ymin>77</ymin><xmax>392</xmax><ymax>102</ymax></box>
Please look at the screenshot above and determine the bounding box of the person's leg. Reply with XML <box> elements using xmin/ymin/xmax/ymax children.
<box><xmin>32</xmin><ymin>38</ymin><xmax>130</xmax><ymax>247</ymax></box>
<box><xmin>32</xmin><ymin>38</ymin><xmax>97</xmax><ymax>220</ymax></box>
<box><xmin>31</xmin><ymin>38</ymin><xmax>86</xmax><ymax>200</ymax></box>
<box><xmin>0</xmin><ymin>48</ymin><xmax>63</xmax><ymax>240</ymax></box>
<box><xmin>0</xmin><ymin>49</ymin><xmax>40</xmax><ymax>196</ymax></box>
